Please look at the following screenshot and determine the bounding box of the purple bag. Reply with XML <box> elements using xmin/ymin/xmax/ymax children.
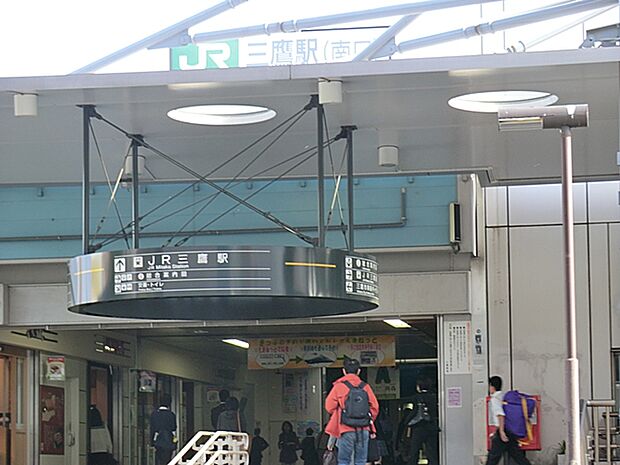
<box><xmin>503</xmin><ymin>390</ymin><xmax>536</xmax><ymax>438</ymax></box>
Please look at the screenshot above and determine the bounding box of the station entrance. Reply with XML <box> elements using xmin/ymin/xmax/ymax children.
<box><xmin>135</xmin><ymin>317</ymin><xmax>440</xmax><ymax>465</ymax></box>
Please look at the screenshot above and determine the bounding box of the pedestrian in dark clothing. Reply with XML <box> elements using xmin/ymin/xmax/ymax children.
<box><xmin>301</xmin><ymin>428</ymin><xmax>320</xmax><ymax>465</ymax></box>
<box><xmin>211</xmin><ymin>389</ymin><xmax>230</xmax><ymax>430</ymax></box>
<box><xmin>406</xmin><ymin>376</ymin><xmax>439</xmax><ymax>465</ymax></box>
<box><xmin>150</xmin><ymin>394</ymin><xmax>177</xmax><ymax>465</ymax></box>
<box><xmin>217</xmin><ymin>396</ymin><xmax>246</xmax><ymax>432</ymax></box>
<box><xmin>250</xmin><ymin>428</ymin><xmax>270</xmax><ymax>465</ymax></box>
<box><xmin>316</xmin><ymin>424</ymin><xmax>331</xmax><ymax>459</ymax></box>
<box><xmin>279</xmin><ymin>421</ymin><xmax>300</xmax><ymax>465</ymax></box>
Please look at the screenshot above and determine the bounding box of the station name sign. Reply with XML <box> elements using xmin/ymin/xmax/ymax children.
<box><xmin>68</xmin><ymin>246</ymin><xmax>378</xmax><ymax>320</ymax></box>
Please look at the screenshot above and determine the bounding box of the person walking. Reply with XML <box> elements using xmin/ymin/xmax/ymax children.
<box><xmin>150</xmin><ymin>394</ymin><xmax>177</xmax><ymax>465</ymax></box>
<box><xmin>325</xmin><ymin>357</ymin><xmax>379</xmax><ymax>465</ymax></box>
<box><xmin>250</xmin><ymin>427</ymin><xmax>270</xmax><ymax>465</ymax></box>
<box><xmin>406</xmin><ymin>376</ymin><xmax>439</xmax><ymax>465</ymax></box>
<box><xmin>485</xmin><ymin>376</ymin><xmax>532</xmax><ymax>465</ymax></box>
<box><xmin>211</xmin><ymin>389</ymin><xmax>230</xmax><ymax>430</ymax></box>
<box><xmin>217</xmin><ymin>396</ymin><xmax>246</xmax><ymax>432</ymax></box>
<box><xmin>279</xmin><ymin>421</ymin><xmax>300</xmax><ymax>465</ymax></box>
<box><xmin>301</xmin><ymin>428</ymin><xmax>320</xmax><ymax>465</ymax></box>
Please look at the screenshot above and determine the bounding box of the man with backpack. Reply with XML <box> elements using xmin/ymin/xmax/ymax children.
<box><xmin>325</xmin><ymin>358</ymin><xmax>379</xmax><ymax>465</ymax></box>
<box><xmin>486</xmin><ymin>376</ymin><xmax>532</xmax><ymax>465</ymax></box>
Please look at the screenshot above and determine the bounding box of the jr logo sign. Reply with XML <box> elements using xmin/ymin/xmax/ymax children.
<box><xmin>170</xmin><ymin>41</ymin><xmax>239</xmax><ymax>70</ymax></box>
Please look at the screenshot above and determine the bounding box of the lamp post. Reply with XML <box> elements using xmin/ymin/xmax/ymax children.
<box><xmin>498</xmin><ymin>104</ymin><xmax>589</xmax><ymax>465</ymax></box>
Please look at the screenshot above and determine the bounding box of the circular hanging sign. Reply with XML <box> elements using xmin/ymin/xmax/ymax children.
<box><xmin>68</xmin><ymin>246</ymin><xmax>378</xmax><ymax>320</ymax></box>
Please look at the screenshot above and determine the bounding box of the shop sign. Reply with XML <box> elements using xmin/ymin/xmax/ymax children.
<box><xmin>46</xmin><ymin>356</ymin><xmax>65</xmax><ymax>381</ymax></box>
<box><xmin>444</xmin><ymin>321</ymin><xmax>472</xmax><ymax>374</ymax></box>
<box><xmin>139</xmin><ymin>370</ymin><xmax>156</xmax><ymax>392</ymax></box>
<box><xmin>248</xmin><ymin>336</ymin><xmax>395</xmax><ymax>370</ymax></box>
<box><xmin>367</xmin><ymin>366</ymin><xmax>400</xmax><ymax>400</ymax></box>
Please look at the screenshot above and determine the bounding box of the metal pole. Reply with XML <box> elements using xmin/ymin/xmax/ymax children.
<box><xmin>389</xmin><ymin>0</ymin><xmax>616</xmax><ymax>57</ymax></box>
<box><xmin>82</xmin><ymin>106</ymin><xmax>92</xmax><ymax>254</ymax></box>
<box><xmin>605</xmin><ymin>407</ymin><xmax>611</xmax><ymax>463</ymax></box>
<box><xmin>72</xmin><ymin>0</ymin><xmax>249</xmax><ymax>73</ymax></box>
<box><xmin>193</xmin><ymin>0</ymin><xmax>499</xmax><ymax>43</ymax></box>
<box><xmin>353</xmin><ymin>14</ymin><xmax>419</xmax><ymax>61</ymax></box>
<box><xmin>594</xmin><ymin>406</ymin><xmax>600</xmax><ymax>462</ymax></box>
<box><xmin>317</xmin><ymin>100</ymin><xmax>325</xmax><ymax>247</ymax></box>
<box><xmin>561</xmin><ymin>126</ymin><xmax>581</xmax><ymax>465</ymax></box>
<box><xmin>345</xmin><ymin>126</ymin><xmax>356</xmax><ymax>251</ymax></box>
<box><xmin>131</xmin><ymin>136</ymin><xmax>141</xmax><ymax>249</ymax></box>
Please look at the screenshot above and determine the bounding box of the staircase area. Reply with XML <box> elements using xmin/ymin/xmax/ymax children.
<box><xmin>168</xmin><ymin>431</ymin><xmax>249</xmax><ymax>465</ymax></box>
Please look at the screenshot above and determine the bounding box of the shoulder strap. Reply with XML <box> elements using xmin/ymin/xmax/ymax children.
<box><xmin>343</xmin><ymin>380</ymin><xmax>365</xmax><ymax>389</ymax></box>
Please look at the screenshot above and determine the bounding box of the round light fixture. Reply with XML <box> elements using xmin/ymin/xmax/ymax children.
<box><xmin>167</xmin><ymin>104</ymin><xmax>277</xmax><ymax>126</ymax></box>
<box><xmin>448</xmin><ymin>91</ymin><xmax>559</xmax><ymax>113</ymax></box>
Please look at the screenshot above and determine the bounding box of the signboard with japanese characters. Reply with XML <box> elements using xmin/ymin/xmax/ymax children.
<box><xmin>367</xmin><ymin>366</ymin><xmax>400</xmax><ymax>400</ymax></box>
<box><xmin>170</xmin><ymin>30</ymin><xmax>384</xmax><ymax>70</ymax></box>
<box><xmin>68</xmin><ymin>246</ymin><xmax>379</xmax><ymax>320</ymax></box>
<box><xmin>248</xmin><ymin>335</ymin><xmax>395</xmax><ymax>370</ymax></box>
<box><xmin>443</xmin><ymin>321</ymin><xmax>472</xmax><ymax>375</ymax></box>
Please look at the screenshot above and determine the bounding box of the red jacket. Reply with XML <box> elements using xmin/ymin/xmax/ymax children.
<box><xmin>325</xmin><ymin>373</ymin><xmax>379</xmax><ymax>438</ymax></box>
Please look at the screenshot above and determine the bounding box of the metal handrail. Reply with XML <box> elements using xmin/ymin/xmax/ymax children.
<box><xmin>581</xmin><ymin>399</ymin><xmax>592</xmax><ymax>464</ymax></box>
<box><xmin>168</xmin><ymin>431</ymin><xmax>249</xmax><ymax>465</ymax></box>
<box><xmin>583</xmin><ymin>399</ymin><xmax>617</xmax><ymax>464</ymax></box>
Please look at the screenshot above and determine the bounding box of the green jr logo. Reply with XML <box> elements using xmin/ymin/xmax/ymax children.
<box><xmin>170</xmin><ymin>41</ymin><xmax>239</xmax><ymax>70</ymax></box>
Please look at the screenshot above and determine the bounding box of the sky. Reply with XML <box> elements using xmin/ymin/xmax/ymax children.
<box><xmin>0</xmin><ymin>0</ymin><xmax>617</xmax><ymax>77</ymax></box>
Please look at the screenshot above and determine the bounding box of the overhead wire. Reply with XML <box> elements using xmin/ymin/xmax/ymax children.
<box><xmin>93</xmin><ymin>105</ymin><xmax>310</xmax><ymax>248</ymax></box>
<box><xmin>161</xmin><ymin>106</ymin><xmax>310</xmax><ymax>247</ymax></box>
<box><xmin>95</xmin><ymin>140</ymin><xmax>326</xmax><ymax>249</ymax></box>
<box><xmin>89</xmin><ymin>123</ymin><xmax>131</xmax><ymax>249</ymax></box>
<box><xmin>173</xmin><ymin>137</ymin><xmax>337</xmax><ymax>247</ymax></box>
<box><xmin>91</xmin><ymin>109</ymin><xmax>316</xmax><ymax>245</ymax></box>
<box><xmin>322</xmin><ymin>111</ymin><xmax>349</xmax><ymax>249</ymax></box>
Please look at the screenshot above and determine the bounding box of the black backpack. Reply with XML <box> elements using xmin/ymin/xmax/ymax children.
<box><xmin>341</xmin><ymin>381</ymin><xmax>371</xmax><ymax>427</ymax></box>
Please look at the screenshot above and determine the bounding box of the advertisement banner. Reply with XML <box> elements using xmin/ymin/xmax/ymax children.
<box><xmin>40</xmin><ymin>385</ymin><xmax>65</xmax><ymax>455</ymax></box>
<box><xmin>248</xmin><ymin>336</ymin><xmax>395</xmax><ymax>370</ymax></box>
<box><xmin>367</xmin><ymin>366</ymin><xmax>400</xmax><ymax>400</ymax></box>
<box><xmin>46</xmin><ymin>356</ymin><xmax>65</xmax><ymax>381</ymax></box>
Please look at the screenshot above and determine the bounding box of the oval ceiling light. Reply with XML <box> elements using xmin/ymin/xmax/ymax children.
<box><xmin>448</xmin><ymin>91</ymin><xmax>559</xmax><ymax>113</ymax></box>
<box><xmin>167</xmin><ymin>104</ymin><xmax>277</xmax><ymax>126</ymax></box>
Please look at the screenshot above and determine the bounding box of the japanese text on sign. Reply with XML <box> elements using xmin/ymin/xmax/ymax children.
<box><xmin>248</xmin><ymin>336</ymin><xmax>395</xmax><ymax>370</ymax></box>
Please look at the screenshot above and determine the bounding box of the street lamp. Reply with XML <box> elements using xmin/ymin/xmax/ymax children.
<box><xmin>498</xmin><ymin>104</ymin><xmax>589</xmax><ymax>465</ymax></box>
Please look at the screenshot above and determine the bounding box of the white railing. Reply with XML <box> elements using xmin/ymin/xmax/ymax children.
<box><xmin>168</xmin><ymin>431</ymin><xmax>249</xmax><ymax>465</ymax></box>
<box><xmin>583</xmin><ymin>399</ymin><xmax>617</xmax><ymax>464</ymax></box>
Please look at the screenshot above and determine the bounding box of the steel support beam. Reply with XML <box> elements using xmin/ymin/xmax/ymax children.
<box><xmin>508</xmin><ymin>5</ymin><xmax>616</xmax><ymax>52</ymax></box>
<box><xmin>80</xmin><ymin>105</ymin><xmax>96</xmax><ymax>254</ymax></box>
<box><xmin>343</xmin><ymin>126</ymin><xmax>357</xmax><ymax>251</ymax></box>
<box><xmin>72</xmin><ymin>0</ymin><xmax>249</xmax><ymax>74</ymax></box>
<box><xmin>317</xmin><ymin>97</ymin><xmax>326</xmax><ymax>247</ymax></box>
<box><xmin>193</xmin><ymin>0</ymin><xmax>500</xmax><ymax>43</ymax></box>
<box><xmin>354</xmin><ymin>14</ymin><xmax>419</xmax><ymax>61</ymax></box>
<box><xmin>131</xmin><ymin>135</ymin><xmax>143</xmax><ymax>249</ymax></box>
<box><xmin>385</xmin><ymin>0</ymin><xmax>616</xmax><ymax>57</ymax></box>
